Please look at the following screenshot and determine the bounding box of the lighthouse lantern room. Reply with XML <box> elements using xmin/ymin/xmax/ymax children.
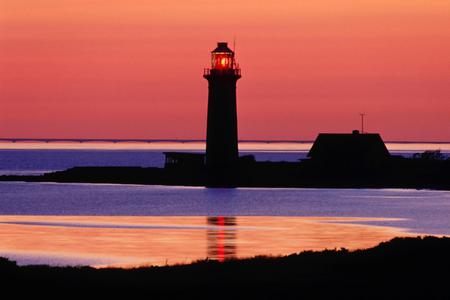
<box><xmin>211</xmin><ymin>42</ymin><xmax>234</xmax><ymax>69</ymax></box>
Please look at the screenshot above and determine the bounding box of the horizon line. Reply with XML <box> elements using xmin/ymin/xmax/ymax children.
<box><xmin>1</xmin><ymin>138</ymin><xmax>450</xmax><ymax>144</ymax></box>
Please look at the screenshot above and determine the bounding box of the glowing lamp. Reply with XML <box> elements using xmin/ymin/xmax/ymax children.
<box><xmin>211</xmin><ymin>42</ymin><xmax>234</xmax><ymax>69</ymax></box>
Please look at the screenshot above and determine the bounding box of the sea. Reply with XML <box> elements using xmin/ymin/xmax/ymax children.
<box><xmin>0</xmin><ymin>141</ymin><xmax>449</xmax><ymax>267</ymax></box>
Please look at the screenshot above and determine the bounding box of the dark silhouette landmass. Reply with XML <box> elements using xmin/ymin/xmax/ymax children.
<box><xmin>1</xmin><ymin>149</ymin><xmax>449</xmax><ymax>190</ymax></box>
<box><xmin>1</xmin><ymin>236</ymin><xmax>449</xmax><ymax>298</ymax></box>
<box><xmin>1</xmin><ymin>132</ymin><xmax>449</xmax><ymax>189</ymax></box>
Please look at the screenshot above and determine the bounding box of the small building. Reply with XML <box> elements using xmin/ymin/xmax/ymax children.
<box><xmin>164</xmin><ymin>152</ymin><xmax>205</xmax><ymax>170</ymax></box>
<box><xmin>307</xmin><ymin>130</ymin><xmax>390</xmax><ymax>167</ymax></box>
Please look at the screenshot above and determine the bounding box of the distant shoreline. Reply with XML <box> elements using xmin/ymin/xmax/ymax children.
<box><xmin>2</xmin><ymin>138</ymin><xmax>450</xmax><ymax>143</ymax></box>
<box><xmin>1</xmin><ymin>140</ymin><xmax>450</xmax><ymax>152</ymax></box>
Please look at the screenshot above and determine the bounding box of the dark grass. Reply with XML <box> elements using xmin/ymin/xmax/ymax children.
<box><xmin>1</xmin><ymin>236</ymin><xmax>450</xmax><ymax>299</ymax></box>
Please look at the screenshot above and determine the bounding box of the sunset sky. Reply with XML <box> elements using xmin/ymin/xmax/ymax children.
<box><xmin>1</xmin><ymin>0</ymin><xmax>449</xmax><ymax>141</ymax></box>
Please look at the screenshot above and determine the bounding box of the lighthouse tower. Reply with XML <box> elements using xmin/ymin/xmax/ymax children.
<box><xmin>204</xmin><ymin>42</ymin><xmax>241</xmax><ymax>185</ymax></box>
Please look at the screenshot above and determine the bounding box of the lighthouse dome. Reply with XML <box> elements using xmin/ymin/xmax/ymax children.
<box><xmin>212</xmin><ymin>42</ymin><xmax>233</xmax><ymax>53</ymax></box>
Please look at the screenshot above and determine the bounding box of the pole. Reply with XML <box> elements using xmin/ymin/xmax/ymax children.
<box><xmin>360</xmin><ymin>113</ymin><xmax>366</xmax><ymax>133</ymax></box>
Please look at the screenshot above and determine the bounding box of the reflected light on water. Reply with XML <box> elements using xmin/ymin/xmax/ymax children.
<box><xmin>0</xmin><ymin>216</ymin><xmax>413</xmax><ymax>268</ymax></box>
<box><xmin>207</xmin><ymin>217</ymin><xmax>237</xmax><ymax>262</ymax></box>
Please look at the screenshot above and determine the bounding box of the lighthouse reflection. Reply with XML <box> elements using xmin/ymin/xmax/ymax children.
<box><xmin>207</xmin><ymin>216</ymin><xmax>237</xmax><ymax>261</ymax></box>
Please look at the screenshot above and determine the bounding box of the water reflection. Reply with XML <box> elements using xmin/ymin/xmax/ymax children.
<box><xmin>0</xmin><ymin>216</ymin><xmax>413</xmax><ymax>267</ymax></box>
<box><xmin>207</xmin><ymin>217</ymin><xmax>237</xmax><ymax>261</ymax></box>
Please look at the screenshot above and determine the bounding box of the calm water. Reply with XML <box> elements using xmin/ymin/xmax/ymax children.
<box><xmin>1</xmin><ymin>182</ymin><xmax>450</xmax><ymax>235</ymax></box>
<box><xmin>0</xmin><ymin>143</ymin><xmax>449</xmax><ymax>267</ymax></box>
<box><xmin>0</xmin><ymin>182</ymin><xmax>449</xmax><ymax>266</ymax></box>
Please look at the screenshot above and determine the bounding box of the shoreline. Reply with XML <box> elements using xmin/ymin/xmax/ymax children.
<box><xmin>2</xmin><ymin>179</ymin><xmax>450</xmax><ymax>191</ymax></box>
<box><xmin>2</xmin><ymin>148</ymin><xmax>450</xmax><ymax>189</ymax></box>
<box><xmin>3</xmin><ymin>179</ymin><xmax>450</xmax><ymax>191</ymax></box>
<box><xmin>1</xmin><ymin>166</ymin><xmax>449</xmax><ymax>191</ymax></box>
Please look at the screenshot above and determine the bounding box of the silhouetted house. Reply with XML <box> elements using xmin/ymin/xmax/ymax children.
<box><xmin>307</xmin><ymin>130</ymin><xmax>390</xmax><ymax>167</ymax></box>
<box><xmin>164</xmin><ymin>152</ymin><xmax>205</xmax><ymax>170</ymax></box>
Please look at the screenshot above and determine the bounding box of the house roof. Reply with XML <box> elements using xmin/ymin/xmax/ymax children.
<box><xmin>307</xmin><ymin>132</ymin><xmax>390</xmax><ymax>161</ymax></box>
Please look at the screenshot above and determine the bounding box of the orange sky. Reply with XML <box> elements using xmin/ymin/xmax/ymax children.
<box><xmin>1</xmin><ymin>0</ymin><xmax>449</xmax><ymax>141</ymax></box>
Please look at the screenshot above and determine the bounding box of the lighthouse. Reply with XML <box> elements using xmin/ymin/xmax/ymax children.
<box><xmin>204</xmin><ymin>42</ymin><xmax>241</xmax><ymax>185</ymax></box>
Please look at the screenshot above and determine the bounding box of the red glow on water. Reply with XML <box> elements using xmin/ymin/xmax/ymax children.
<box><xmin>0</xmin><ymin>216</ymin><xmax>410</xmax><ymax>268</ymax></box>
<box><xmin>217</xmin><ymin>216</ymin><xmax>225</xmax><ymax>262</ymax></box>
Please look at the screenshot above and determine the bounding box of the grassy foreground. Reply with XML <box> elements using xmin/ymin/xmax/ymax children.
<box><xmin>1</xmin><ymin>236</ymin><xmax>450</xmax><ymax>299</ymax></box>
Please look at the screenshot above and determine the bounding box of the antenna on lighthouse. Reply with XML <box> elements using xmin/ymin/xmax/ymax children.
<box><xmin>359</xmin><ymin>113</ymin><xmax>366</xmax><ymax>133</ymax></box>
<box><xmin>233</xmin><ymin>36</ymin><xmax>238</xmax><ymax>69</ymax></box>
